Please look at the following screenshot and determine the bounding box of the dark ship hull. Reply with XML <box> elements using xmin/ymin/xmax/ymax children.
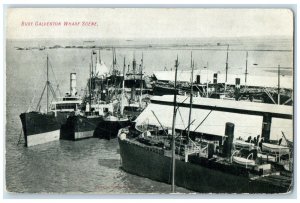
<box><xmin>94</xmin><ymin>117</ymin><xmax>131</xmax><ymax>140</ymax></box>
<box><xmin>118</xmin><ymin>138</ymin><xmax>292</xmax><ymax>193</ymax></box>
<box><xmin>123</xmin><ymin>106</ymin><xmax>143</xmax><ymax>121</ymax></box>
<box><xmin>60</xmin><ymin>115</ymin><xmax>104</xmax><ymax>140</ymax></box>
<box><xmin>20</xmin><ymin>112</ymin><xmax>62</xmax><ymax>147</ymax></box>
<box><xmin>153</xmin><ymin>85</ymin><xmax>179</xmax><ymax>96</ymax></box>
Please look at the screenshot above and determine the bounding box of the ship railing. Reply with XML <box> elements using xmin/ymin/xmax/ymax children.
<box><xmin>257</xmin><ymin>149</ymin><xmax>280</xmax><ymax>163</ymax></box>
<box><xmin>246</xmin><ymin>153</ymin><xmax>254</xmax><ymax>169</ymax></box>
<box><xmin>258</xmin><ymin>148</ymin><xmax>291</xmax><ymax>165</ymax></box>
<box><xmin>231</xmin><ymin>150</ymin><xmax>239</xmax><ymax>163</ymax></box>
<box><xmin>185</xmin><ymin>138</ymin><xmax>201</xmax><ymax>156</ymax></box>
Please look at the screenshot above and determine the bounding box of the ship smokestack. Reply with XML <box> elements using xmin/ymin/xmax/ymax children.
<box><xmin>234</xmin><ymin>78</ymin><xmax>241</xmax><ymax>101</ymax></box>
<box><xmin>235</xmin><ymin>78</ymin><xmax>241</xmax><ymax>89</ymax></box>
<box><xmin>196</xmin><ymin>75</ymin><xmax>201</xmax><ymax>84</ymax></box>
<box><xmin>213</xmin><ymin>73</ymin><xmax>218</xmax><ymax>84</ymax></box>
<box><xmin>133</xmin><ymin>58</ymin><xmax>136</xmax><ymax>74</ymax></box>
<box><xmin>213</xmin><ymin>73</ymin><xmax>219</xmax><ymax>93</ymax></box>
<box><xmin>223</xmin><ymin>122</ymin><xmax>235</xmax><ymax>158</ymax></box>
<box><xmin>70</xmin><ymin>73</ymin><xmax>77</xmax><ymax>96</ymax></box>
<box><xmin>262</xmin><ymin>114</ymin><xmax>271</xmax><ymax>142</ymax></box>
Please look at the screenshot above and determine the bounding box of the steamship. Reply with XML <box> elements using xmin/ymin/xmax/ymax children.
<box><xmin>118</xmin><ymin>57</ymin><xmax>293</xmax><ymax>193</ymax></box>
<box><xmin>93</xmin><ymin>52</ymin><xmax>145</xmax><ymax>139</ymax></box>
<box><xmin>118</xmin><ymin>95</ymin><xmax>293</xmax><ymax>193</ymax></box>
<box><xmin>20</xmin><ymin>56</ymin><xmax>82</xmax><ymax>147</ymax></box>
<box><xmin>60</xmin><ymin>50</ymin><xmax>111</xmax><ymax>140</ymax></box>
<box><xmin>61</xmin><ymin>49</ymin><xmax>131</xmax><ymax>140</ymax></box>
<box><xmin>121</xmin><ymin>54</ymin><xmax>151</xmax><ymax>120</ymax></box>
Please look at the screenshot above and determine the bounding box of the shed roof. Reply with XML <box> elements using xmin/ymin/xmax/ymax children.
<box><xmin>153</xmin><ymin>70</ymin><xmax>293</xmax><ymax>89</ymax></box>
<box><xmin>134</xmin><ymin>95</ymin><xmax>293</xmax><ymax>141</ymax></box>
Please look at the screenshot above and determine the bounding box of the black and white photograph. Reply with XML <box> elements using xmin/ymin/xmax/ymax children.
<box><xmin>4</xmin><ymin>7</ymin><xmax>294</xmax><ymax>195</ymax></box>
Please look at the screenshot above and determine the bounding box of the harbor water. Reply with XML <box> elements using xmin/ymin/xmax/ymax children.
<box><xmin>5</xmin><ymin>37</ymin><xmax>292</xmax><ymax>193</ymax></box>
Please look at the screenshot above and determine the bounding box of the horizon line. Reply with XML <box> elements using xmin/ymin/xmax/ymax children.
<box><xmin>6</xmin><ymin>35</ymin><xmax>293</xmax><ymax>40</ymax></box>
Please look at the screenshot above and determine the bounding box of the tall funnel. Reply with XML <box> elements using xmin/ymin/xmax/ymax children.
<box><xmin>70</xmin><ymin>73</ymin><xmax>77</xmax><ymax>96</ymax></box>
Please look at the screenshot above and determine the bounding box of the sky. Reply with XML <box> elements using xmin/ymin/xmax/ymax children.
<box><xmin>6</xmin><ymin>8</ymin><xmax>294</xmax><ymax>39</ymax></box>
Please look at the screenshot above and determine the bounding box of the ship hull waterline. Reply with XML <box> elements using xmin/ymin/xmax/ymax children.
<box><xmin>118</xmin><ymin>139</ymin><xmax>291</xmax><ymax>193</ymax></box>
<box><xmin>26</xmin><ymin>130</ymin><xmax>60</xmax><ymax>147</ymax></box>
<box><xmin>20</xmin><ymin>112</ymin><xmax>62</xmax><ymax>147</ymax></box>
<box><xmin>60</xmin><ymin>115</ymin><xmax>104</xmax><ymax>141</ymax></box>
<box><xmin>94</xmin><ymin>119</ymin><xmax>132</xmax><ymax>140</ymax></box>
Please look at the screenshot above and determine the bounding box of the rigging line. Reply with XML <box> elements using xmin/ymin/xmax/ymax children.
<box><xmin>175</xmin><ymin>96</ymin><xmax>190</xmax><ymax>111</ymax></box>
<box><xmin>48</xmin><ymin>60</ymin><xmax>62</xmax><ymax>95</ymax></box>
<box><xmin>55</xmin><ymin>84</ymin><xmax>62</xmax><ymax>98</ymax></box>
<box><xmin>26</xmin><ymin>75</ymin><xmax>40</xmax><ymax>112</ymax></box>
<box><xmin>35</xmin><ymin>82</ymin><xmax>47</xmax><ymax>111</ymax></box>
<box><xmin>48</xmin><ymin>84</ymin><xmax>58</xmax><ymax>104</ymax></box>
<box><xmin>193</xmin><ymin>109</ymin><xmax>214</xmax><ymax>132</ymax></box>
<box><xmin>49</xmin><ymin>85</ymin><xmax>57</xmax><ymax>102</ymax></box>
<box><xmin>177</xmin><ymin>108</ymin><xmax>186</xmax><ymax>130</ymax></box>
<box><xmin>151</xmin><ymin>110</ymin><xmax>168</xmax><ymax>137</ymax></box>
<box><xmin>183</xmin><ymin>119</ymin><xmax>196</xmax><ymax>132</ymax></box>
<box><xmin>47</xmin><ymin>83</ymin><xmax>56</xmax><ymax>101</ymax></box>
<box><xmin>50</xmin><ymin>83</ymin><xmax>57</xmax><ymax>100</ymax></box>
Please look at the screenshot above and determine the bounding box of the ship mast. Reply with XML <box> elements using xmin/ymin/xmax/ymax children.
<box><xmin>278</xmin><ymin>64</ymin><xmax>280</xmax><ymax>105</ymax></box>
<box><xmin>206</xmin><ymin>62</ymin><xmax>209</xmax><ymax>98</ymax></box>
<box><xmin>139</xmin><ymin>53</ymin><xmax>144</xmax><ymax>108</ymax></box>
<box><xmin>121</xmin><ymin>57</ymin><xmax>126</xmax><ymax>116</ymax></box>
<box><xmin>112</xmin><ymin>48</ymin><xmax>115</xmax><ymax>74</ymax></box>
<box><xmin>171</xmin><ymin>56</ymin><xmax>179</xmax><ymax>193</ymax></box>
<box><xmin>35</xmin><ymin>56</ymin><xmax>55</xmax><ymax>112</ymax></box>
<box><xmin>245</xmin><ymin>51</ymin><xmax>248</xmax><ymax>85</ymax></box>
<box><xmin>225</xmin><ymin>45</ymin><xmax>229</xmax><ymax>91</ymax></box>
<box><xmin>91</xmin><ymin>51</ymin><xmax>94</xmax><ymax>77</ymax></box>
<box><xmin>99</xmin><ymin>49</ymin><xmax>101</xmax><ymax>63</ymax></box>
<box><xmin>131</xmin><ymin>54</ymin><xmax>136</xmax><ymax>102</ymax></box>
<box><xmin>46</xmin><ymin>55</ymin><xmax>49</xmax><ymax>114</ymax></box>
<box><xmin>89</xmin><ymin>50</ymin><xmax>93</xmax><ymax>107</ymax></box>
<box><xmin>187</xmin><ymin>52</ymin><xmax>194</xmax><ymax>141</ymax></box>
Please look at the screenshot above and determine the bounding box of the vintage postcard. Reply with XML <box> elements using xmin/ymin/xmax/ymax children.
<box><xmin>5</xmin><ymin>7</ymin><xmax>294</xmax><ymax>194</ymax></box>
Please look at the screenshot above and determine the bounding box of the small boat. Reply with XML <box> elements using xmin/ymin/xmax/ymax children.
<box><xmin>232</xmin><ymin>156</ymin><xmax>256</xmax><ymax>167</ymax></box>
<box><xmin>262</xmin><ymin>143</ymin><xmax>290</xmax><ymax>154</ymax></box>
<box><xmin>233</xmin><ymin>140</ymin><xmax>255</xmax><ymax>149</ymax></box>
<box><xmin>257</xmin><ymin>153</ymin><xmax>276</xmax><ymax>162</ymax></box>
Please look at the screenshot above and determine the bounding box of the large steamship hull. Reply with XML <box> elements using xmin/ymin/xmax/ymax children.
<box><xmin>20</xmin><ymin>112</ymin><xmax>62</xmax><ymax>147</ymax></box>
<box><xmin>119</xmin><ymin>138</ymin><xmax>291</xmax><ymax>193</ymax></box>
<box><xmin>60</xmin><ymin>115</ymin><xmax>104</xmax><ymax>140</ymax></box>
<box><xmin>94</xmin><ymin>118</ymin><xmax>131</xmax><ymax>140</ymax></box>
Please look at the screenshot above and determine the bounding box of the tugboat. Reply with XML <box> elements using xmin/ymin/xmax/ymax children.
<box><xmin>20</xmin><ymin>56</ymin><xmax>81</xmax><ymax>147</ymax></box>
<box><xmin>118</xmin><ymin>56</ymin><xmax>293</xmax><ymax>193</ymax></box>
